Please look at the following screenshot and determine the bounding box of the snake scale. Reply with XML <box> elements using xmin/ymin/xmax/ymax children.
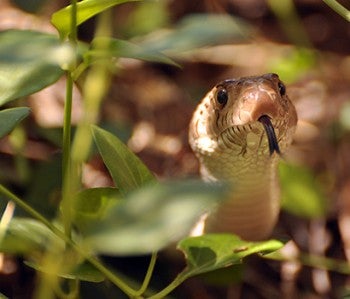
<box><xmin>189</xmin><ymin>73</ymin><xmax>297</xmax><ymax>240</ymax></box>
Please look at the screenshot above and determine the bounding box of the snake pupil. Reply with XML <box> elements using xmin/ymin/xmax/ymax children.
<box><xmin>216</xmin><ymin>89</ymin><xmax>228</xmax><ymax>106</ymax></box>
<box><xmin>278</xmin><ymin>82</ymin><xmax>286</xmax><ymax>96</ymax></box>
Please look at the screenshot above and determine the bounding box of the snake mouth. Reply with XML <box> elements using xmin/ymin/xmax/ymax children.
<box><xmin>258</xmin><ymin>115</ymin><xmax>280</xmax><ymax>155</ymax></box>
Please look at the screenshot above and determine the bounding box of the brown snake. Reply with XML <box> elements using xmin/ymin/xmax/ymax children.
<box><xmin>189</xmin><ymin>73</ymin><xmax>297</xmax><ymax>240</ymax></box>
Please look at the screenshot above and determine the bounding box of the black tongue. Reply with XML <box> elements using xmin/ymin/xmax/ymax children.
<box><xmin>258</xmin><ymin>115</ymin><xmax>281</xmax><ymax>155</ymax></box>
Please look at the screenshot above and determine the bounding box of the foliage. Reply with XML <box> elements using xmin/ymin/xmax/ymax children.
<box><xmin>279</xmin><ymin>162</ymin><xmax>328</xmax><ymax>218</ymax></box>
<box><xmin>0</xmin><ymin>0</ymin><xmax>347</xmax><ymax>298</ymax></box>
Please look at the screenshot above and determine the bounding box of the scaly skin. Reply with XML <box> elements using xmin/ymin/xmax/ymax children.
<box><xmin>189</xmin><ymin>73</ymin><xmax>297</xmax><ymax>240</ymax></box>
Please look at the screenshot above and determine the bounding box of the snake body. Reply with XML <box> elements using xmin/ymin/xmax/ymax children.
<box><xmin>189</xmin><ymin>73</ymin><xmax>297</xmax><ymax>240</ymax></box>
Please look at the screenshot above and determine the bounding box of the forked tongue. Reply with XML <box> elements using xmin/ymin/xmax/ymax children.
<box><xmin>258</xmin><ymin>115</ymin><xmax>280</xmax><ymax>155</ymax></box>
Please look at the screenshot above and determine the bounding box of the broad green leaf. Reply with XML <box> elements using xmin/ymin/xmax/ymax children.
<box><xmin>92</xmin><ymin>125</ymin><xmax>155</xmax><ymax>195</ymax></box>
<box><xmin>25</xmin><ymin>260</ymin><xmax>105</xmax><ymax>283</ymax></box>
<box><xmin>178</xmin><ymin>234</ymin><xmax>283</xmax><ymax>279</ymax></box>
<box><xmin>51</xmin><ymin>0</ymin><xmax>141</xmax><ymax>39</ymax></box>
<box><xmin>72</xmin><ymin>187</ymin><xmax>120</xmax><ymax>233</ymax></box>
<box><xmin>0</xmin><ymin>218</ymin><xmax>62</xmax><ymax>254</ymax></box>
<box><xmin>0</xmin><ymin>30</ymin><xmax>68</xmax><ymax>105</ymax></box>
<box><xmin>279</xmin><ymin>162</ymin><xmax>328</xmax><ymax>218</ymax></box>
<box><xmin>84</xmin><ymin>180</ymin><xmax>226</xmax><ymax>255</ymax></box>
<box><xmin>139</xmin><ymin>14</ymin><xmax>251</xmax><ymax>53</ymax></box>
<box><xmin>89</xmin><ymin>38</ymin><xmax>179</xmax><ymax>66</ymax></box>
<box><xmin>0</xmin><ymin>107</ymin><xmax>30</xmax><ymax>139</ymax></box>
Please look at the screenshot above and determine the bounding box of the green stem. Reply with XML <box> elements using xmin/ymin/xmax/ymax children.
<box><xmin>61</xmin><ymin>0</ymin><xmax>78</xmax><ymax>238</ymax></box>
<box><xmin>322</xmin><ymin>0</ymin><xmax>350</xmax><ymax>21</ymax></box>
<box><xmin>0</xmin><ymin>185</ymin><xmax>55</xmax><ymax>230</ymax></box>
<box><xmin>62</xmin><ymin>72</ymin><xmax>74</xmax><ymax>237</ymax></box>
<box><xmin>134</xmin><ymin>252</ymin><xmax>157</xmax><ymax>297</ymax></box>
<box><xmin>147</xmin><ymin>275</ymin><xmax>187</xmax><ymax>299</ymax></box>
<box><xmin>70</xmin><ymin>0</ymin><xmax>78</xmax><ymax>43</ymax></box>
<box><xmin>0</xmin><ymin>184</ymin><xmax>137</xmax><ymax>297</ymax></box>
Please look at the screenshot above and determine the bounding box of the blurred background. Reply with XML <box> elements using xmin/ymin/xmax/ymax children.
<box><xmin>0</xmin><ymin>0</ymin><xmax>350</xmax><ymax>298</ymax></box>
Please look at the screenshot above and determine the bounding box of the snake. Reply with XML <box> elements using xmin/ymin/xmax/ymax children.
<box><xmin>189</xmin><ymin>73</ymin><xmax>297</xmax><ymax>241</ymax></box>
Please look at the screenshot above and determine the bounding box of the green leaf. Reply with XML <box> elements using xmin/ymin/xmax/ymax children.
<box><xmin>0</xmin><ymin>107</ymin><xmax>30</xmax><ymax>139</ymax></box>
<box><xmin>25</xmin><ymin>260</ymin><xmax>105</xmax><ymax>283</ymax></box>
<box><xmin>0</xmin><ymin>218</ymin><xmax>62</xmax><ymax>254</ymax></box>
<box><xmin>269</xmin><ymin>48</ymin><xmax>315</xmax><ymax>83</ymax></box>
<box><xmin>279</xmin><ymin>162</ymin><xmax>328</xmax><ymax>218</ymax></box>
<box><xmin>139</xmin><ymin>14</ymin><xmax>251</xmax><ymax>53</ymax></box>
<box><xmin>72</xmin><ymin>187</ymin><xmax>120</xmax><ymax>233</ymax></box>
<box><xmin>0</xmin><ymin>292</ymin><xmax>9</xmax><ymax>299</ymax></box>
<box><xmin>89</xmin><ymin>38</ymin><xmax>179</xmax><ymax>66</ymax></box>
<box><xmin>51</xmin><ymin>0</ymin><xmax>141</xmax><ymax>39</ymax></box>
<box><xmin>178</xmin><ymin>234</ymin><xmax>283</xmax><ymax>279</ymax></box>
<box><xmin>0</xmin><ymin>30</ymin><xmax>67</xmax><ymax>105</ymax></box>
<box><xmin>84</xmin><ymin>180</ymin><xmax>226</xmax><ymax>255</ymax></box>
<box><xmin>92</xmin><ymin>125</ymin><xmax>155</xmax><ymax>195</ymax></box>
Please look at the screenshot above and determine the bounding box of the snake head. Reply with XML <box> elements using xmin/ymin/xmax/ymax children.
<box><xmin>189</xmin><ymin>73</ymin><xmax>297</xmax><ymax>167</ymax></box>
<box><xmin>189</xmin><ymin>74</ymin><xmax>298</xmax><ymax>239</ymax></box>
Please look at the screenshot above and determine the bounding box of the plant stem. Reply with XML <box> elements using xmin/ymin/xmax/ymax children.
<box><xmin>134</xmin><ymin>252</ymin><xmax>158</xmax><ymax>296</ymax></box>
<box><xmin>322</xmin><ymin>0</ymin><xmax>350</xmax><ymax>21</ymax></box>
<box><xmin>0</xmin><ymin>185</ymin><xmax>55</xmax><ymax>230</ymax></box>
<box><xmin>147</xmin><ymin>275</ymin><xmax>187</xmax><ymax>299</ymax></box>
<box><xmin>61</xmin><ymin>0</ymin><xmax>78</xmax><ymax>238</ymax></box>
<box><xmin>0</xmin><ymin>184</ymin><xmax>137</xmax><ymax>297</ymax></box>
<box><xmin>62</xmin><ymin>72</ymin><xmax>74</xmax><ymax>237</ymax></box>
<box><xmin>71</xmin><ymin>10</ymin><xmax>112</xmax><ymax>163</ymax></box>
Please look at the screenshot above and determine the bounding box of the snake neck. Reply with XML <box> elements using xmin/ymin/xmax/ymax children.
<box><xmin>189</xmin><ymin>74</ymin><xmax>297</xmax><ymax>241</ymax></box>
<box><xmin>199</xmin><ymin>153</ymin><xmax>281</xmax><ymax>241</ymax></box>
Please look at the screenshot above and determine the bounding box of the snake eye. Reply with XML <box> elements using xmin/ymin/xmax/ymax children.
<box><xmin>278</xmin><ymin>82</ymin><xmax>286</xmax><ymax>96</ymax></box>
<box><xmin>216</xmin><ymin>89</ymin><xmax>228</xmax><ymax>106</ymax></box>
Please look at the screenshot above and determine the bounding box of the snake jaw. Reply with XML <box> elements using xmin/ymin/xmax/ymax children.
<box><xmin>258</xmin><ymin>115</ymin><xmax>281</xmax><ymax>156</ymax></box>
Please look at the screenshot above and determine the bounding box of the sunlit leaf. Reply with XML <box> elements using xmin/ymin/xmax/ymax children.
<box><xmin>0</xmin><ymin>30</ymin><xmax>68</xmax><ymax>105</ymax></box>
<box><xmin>139</xmin><ymin>14</ymin><xmax>251</xmax><ymax>53</ymax></box>
<box><xmin>0</xmin><ymin>107</ymin><xmax>30</xmax><ymax>139</ymax></box>
<box><xmin>0</xmin><ymin>218</ymin><xmax>62</xmax><ymax>254</ymax></box>
<box><xmin>25</xmin><ymin>260</ymin><xmax>105</xmax><ymax>282</ymax></box>
<box><xmin>84</xmin><ymin>180</ymin><xmax>226</xmax><ymax>255</ymax></box>
<box><xmin>178</xmin><ymin>234</ymin><xmax>283</xmax><ymax>279</ymax></box>
<box><xmin>269</xmin><ymin>48</ymin><xmax>315</xmax><ymax>83</ymax></box>
<box><xmin>0</xmin><ymin>292</ymin><xmax>9</xmax><ymax>299</ymax></box>
<box><xmin>51</xmin><ymin>0</ymin><xmax>141</xmax><ymax>39</ymax></box>
<box><xmin>89</xmin><ymin>38</ymin><xmax>179</xmax><ymax>66</ymax></box>
<box><xmin>72</xmin><ymin>187</ymin><xmax>120</xmax><ymax>233</ymax></box>
<box><xmin>279</xmin><ymin>162</ymin><xmax>328</xmax><ymax>218</ymax></box>
<box><xmin>92</xmin><ymin>126</ymin><xmax>155</xmax><ymax>195</ymax></box>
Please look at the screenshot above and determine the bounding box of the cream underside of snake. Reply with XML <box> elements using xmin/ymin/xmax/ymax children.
<box><xmin>189</xmin><ymin>73</ymin><xmax>298</xmax><ymax>241</ymax></box>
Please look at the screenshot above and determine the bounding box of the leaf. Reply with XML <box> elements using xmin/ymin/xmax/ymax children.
<box><xmin>0</xmin><ymin>30</ymin><xmax>68</xmax><ymax>105</ymax></box>
<box><xmin>89</xmin><ymin>38</ymin><xmax>179</xmax><ymax>66</ymax></box>
<box><xmin>177</xmin><ymin>234</ymin><xmax>283</xmax><ymax>279</ymax></box>
<box><xmin>279</xmin><ymin>162</ymin><xmax>328</xmax><ymax>218</ymax></box>
<box><xmin>92</xmin><ymin>125</ymin><xmax>155</xmax><ymax>195</ymax></box>
<box><xmin>51</xmin><ymin>0</ymin><xmax>141</xmax><ymax>39</ymax></box>
<box><xmin>84</xmin><ymin>180</ymin><xmax>227</xmax><ymax>255</ymax></box>
<box><xmin>25</xmin><ymin>260</ymin><xmax>105</xmax><ymax>283</ymax></box>
<box><xmin>0</xmin><ymin>292</ymin><xmax>9</xmax><ymax>299</ymax></box>
<box><xmin>0</xmin><ymin>107</ymin><xmax>30</xmax><ymax>139</ymax></box>
<box><xmin>0</xmin><ymin>218</ymin><xmax>62</xmax><ymax>254</ymax></box>
<box><xmin>139</xmin><ymin>14</ymin><xmax>251</xmax><ymax>53</ymax></box>
<box><xmin>72</xmin><ymin>187</ymin><xmax>120</xmax><ymax>233</ymax></box>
